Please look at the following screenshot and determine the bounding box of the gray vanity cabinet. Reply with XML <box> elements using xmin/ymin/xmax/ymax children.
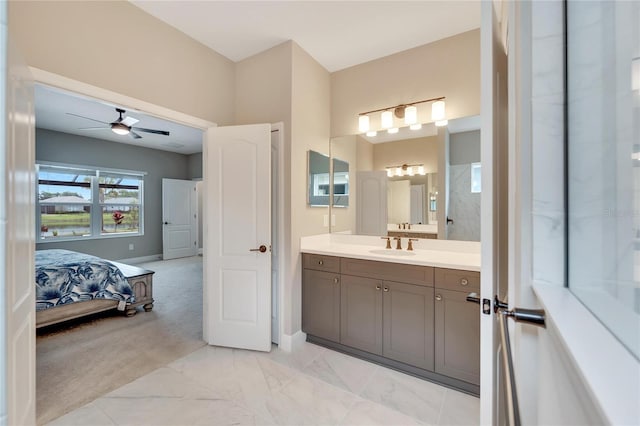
<box><xmin>434</xmin><ymin>268</ymin><xmax>481</xmax><ymax>385</ymax></box>
<box><xmin>340</xmin><ymin>275</ymin><xmax>383</xmax><ymax>355</ymax></box>
<box><xmin>302</xmin><ymin>268</ymin><xmax>341</xmax><ymax>342</ymax></box>
<box><xmin>383</xmin><ymin>280</ymin><xmax>434</xmax><ymax>371</ymax></box>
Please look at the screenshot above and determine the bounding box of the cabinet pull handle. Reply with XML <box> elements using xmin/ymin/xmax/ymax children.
<box><xmin>383</xmin><ymin>287</ymin><xmax>389</xmax><ymax>292</ymax></box>
<box><xmin>375</xmin><ymin>285</ymin><xmax>381</xmax><ymax>291</ymax></box>
<box><xmin>334</xmin><ymin>277</ymin><xmax>339</xmax><ymax>284</ymax></box>
<box><xmin>318</xmin><ymin>260</ymin><xmax>324</xmax><ymax>265</ymax></box>
<box><xmin>435</xmin><ymin>294</ymin><xmax>442</xmax><ymax>301</ymax></box>
<box><xmin>460</xmin><ymin>278</ymin><xmax>469</xmax><ymax>286</ymax></box>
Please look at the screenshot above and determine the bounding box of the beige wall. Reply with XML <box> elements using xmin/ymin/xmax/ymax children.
<box><xmin>235</xmin><ymin>41</ymin><xmax>331</xmax><ymax>336</ymax></box>
<box><xmin>290</xmin><ymin>43</ymin><xmax>331</xmax><ymax>333</ymax></box>
<box><xmin>372</xmin><ymin>135</ymin><xmax>439</xmax><ymax>174</ymax></box>
<box><xmin>330</xmin><ymin>29</ymin><xmax>480</xmax><ymax>137</ymax></box>
<box><xmin>9</xmin><ymin>1</ymin><xmax>235</xmax><ymax>124</ymax></box>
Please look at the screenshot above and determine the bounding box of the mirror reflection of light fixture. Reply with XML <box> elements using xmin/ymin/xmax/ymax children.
<box><xmin>357</xmin><ymin>96</ymin><xmax>446</xmax><ymax>134</ymax></box>
<box><xmin>111</xmin><ymin>123</ymin><xmax>130</xmax><ymax>135</ymax></box>
<box><xmin>386</xmin><ymin>163</ymin><xmax>427</xmax><ymax>177</ymax></box>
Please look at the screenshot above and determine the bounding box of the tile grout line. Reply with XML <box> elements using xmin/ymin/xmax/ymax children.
<box><xmin>435</xmin><ymin>388</ymin><xmax>448</xmax><ymax>426</ymax></box>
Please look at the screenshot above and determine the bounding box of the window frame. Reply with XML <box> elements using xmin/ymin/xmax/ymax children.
<box><xmin>36</xmin><ymin>162</ymin><xmax>146</xmax><ymax>242</ymax></box>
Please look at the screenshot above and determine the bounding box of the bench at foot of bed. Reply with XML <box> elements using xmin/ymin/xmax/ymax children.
<box><xmin>36</xmin><ymin>262</ymin><xmax>154</xmax><ymax>328</ymax></box>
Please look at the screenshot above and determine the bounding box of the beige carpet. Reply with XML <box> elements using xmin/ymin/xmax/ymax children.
<box><xmin>36</xmin><ymin>255</ymin><xmax>205</xmax><ymax>425</ymax></box>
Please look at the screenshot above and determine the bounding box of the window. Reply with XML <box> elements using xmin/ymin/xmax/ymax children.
<box><xmin>566</xmin><ymin>1</ymin><xmax>639</xmax><ymax>359</ymax></box>
<box><xmin>471</xmin><ymin>162</ymin><xmax>481</xmax><ymax>193</ymax></box>
<box><xmin>37</xmin><ymin>164</ymin><xmax>145</xmax><ymax>241</ymax></box>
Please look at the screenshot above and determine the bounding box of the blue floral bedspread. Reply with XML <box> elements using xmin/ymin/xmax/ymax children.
<box><xmin>35</xmin><ymin>249</ymin><xmax>134</xmax><ymax>311</ymax></box>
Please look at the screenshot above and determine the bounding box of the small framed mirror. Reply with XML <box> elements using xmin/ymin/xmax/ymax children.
<box><xmin>307</xmin><ymin>150</ymin><xmax>330</xmax><ymax>206</ymax></box>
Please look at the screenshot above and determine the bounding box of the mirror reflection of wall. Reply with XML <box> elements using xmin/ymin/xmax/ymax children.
<box><xmin>332</xmin><ymin>158</ymin><xmax>349</xmax><ymax>207</ymax></box>
<box><xmin>447</xmin><ymin>129</ymin><xmax>481</xmax><ymax>241</ymax></box>
<box><xmin>307</xmin><ymin>150</ymin><xmax>330</xmax><ymax>206</ymax></box>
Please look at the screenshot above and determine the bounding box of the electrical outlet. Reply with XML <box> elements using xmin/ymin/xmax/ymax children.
<box><xmin>128</xmin><ymin>243</ymin><xmax>134</xmax><ymax>251</ymax></box>
<box><xmin>323</xmin><ymin>215</ymin><xmax>329</xmax><ymax>227</ymax></box>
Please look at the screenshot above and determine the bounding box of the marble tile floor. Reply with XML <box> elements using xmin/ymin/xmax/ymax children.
<box><xmin>48</xmin><ymin>341</ymin><xmax>479</xmax><ymax>426</ymax></box>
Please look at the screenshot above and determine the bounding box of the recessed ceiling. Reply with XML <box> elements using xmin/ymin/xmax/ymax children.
<box><xmin>129</xmin><ymin>1</ymin><xmax>481</xmax><ymax>72</ymax></box>
<box><xmin>35</xmin><ymin>85</ymin><xmax>204</xmax><ymax>155</ymax></box>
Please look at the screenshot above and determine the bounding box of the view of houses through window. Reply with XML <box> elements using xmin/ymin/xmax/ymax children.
<box><xmin>37</xmin><ymin>164</ymin><xmax>144</xmax><ymax>241</ymax></box>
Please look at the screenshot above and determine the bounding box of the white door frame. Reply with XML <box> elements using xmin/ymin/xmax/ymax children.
<box><xmin>24</xmin><ymin>69</ymin><xmax>287</xmax><ymax>349</ymax></box>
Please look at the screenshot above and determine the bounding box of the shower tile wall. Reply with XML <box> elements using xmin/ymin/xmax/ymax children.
<box><xmin>447</xmin><ymin>164</ymin><xmax>480</xmax><ymax>241</ymax></box>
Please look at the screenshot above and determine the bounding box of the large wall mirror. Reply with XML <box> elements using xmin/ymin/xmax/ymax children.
<box><xmin>329</xmin><ymin>115</ymin><xmax>481</xmax><ymax>241</ymax></box>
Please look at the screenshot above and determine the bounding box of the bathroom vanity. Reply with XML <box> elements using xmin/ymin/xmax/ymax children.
<box><xmin>301</xmin><ymin>234</ymin><xmax>480</xmax><ymax>395</ymax></box>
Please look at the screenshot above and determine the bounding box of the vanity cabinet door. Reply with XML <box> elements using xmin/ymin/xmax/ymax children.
<box><xmin>340</xmin><ymin>275</ymin><xmax>383</xmax><ymax>355</ymax></box>
<box><xmin>302</xmin><ymin>269</ymin><xmax>340</xmax><ymax>342</ymax></box>
<box><xmin>434</xmin><ymin>288</ymin><xmax>480</xmax><ymax>385</ymax></box>
<box><xmin>382</xmin><ymin>281</ymin><xmax>434</xmax><ymax>371</ymax></box>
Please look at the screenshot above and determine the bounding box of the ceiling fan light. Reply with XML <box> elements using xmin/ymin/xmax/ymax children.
<box><xmin>358</xmin><ymin>115</ymin><xmax>370</xmax><ymax>133</ymax></box>
<box><xmin>404</xmin><ymin>106</ymin><xmax>417</xmax><ymax>125</ymax></box>
<box><xmin>111</xmin><ymin>123</ymin><xmax>130</xmax><ymax>135</ymax></box>
<box><xmin>431</xmin><ymin>100</ymin><xmax>446</xmax><ymax>121</ymax></box>
<box><xmin>381</xmin><ymin>110</ymin><xmax>393</xmax><ymax>129</ymax></box>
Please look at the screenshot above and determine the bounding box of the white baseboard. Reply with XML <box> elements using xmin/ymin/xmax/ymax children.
<box><xmin>278</xmin><ymin>330</ymin><xmax>307</xmax><ymax>352</ymax></box>
<box><xmin>116</xmin><ymin>254</ymin><xmax>162</xmax><ymax>264</ymax></box>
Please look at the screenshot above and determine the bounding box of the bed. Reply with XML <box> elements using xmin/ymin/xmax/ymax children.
<box><xmin>35</xmin><ymin>249</ymin><xmax>154</xmax><ymax>328</ymax></box>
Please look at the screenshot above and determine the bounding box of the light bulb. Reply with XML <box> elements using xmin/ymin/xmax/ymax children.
<box><xmin>366</xmin><ymin>131</ymin><xmax>377</xmax><ymax>137</ymax></box>
<box><xmin>431</xmin><ymin>100</ymin><xmax>446</xmax><ymax>121</ymax></box>
<box><xmin>407</xmin><ymin>167</ymin><xmax>414</xmax><ymax>176</ymax></box>
<box><xmin>395</xmin><ymin>167</ymin><xmax>402</xmax><ymax>176</ymax></box>
<box><xmin>387</xmin><ymin>127</ymin><xmax>399</xmax><ymax>134</ymax></box>
<box><xmin>358</xmin><ymin>115</ymin><xmax>370</xmax><ymax>133</ymax></box>
<box><xmin>381</xmin><ymin>110</ymin><xmax>393</xmax><ymax>128</ymax></box>
<box><xmin>409</xmin><ymin>123</ymin><xmax>422</xmax><ymax>130</ymax></box>
<box><xmin>404</xmin><ymin>106</ymin><xmax>417</xmax><ymax>125</ymax></box>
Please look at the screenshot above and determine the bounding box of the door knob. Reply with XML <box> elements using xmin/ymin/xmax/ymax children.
<box><xmin>435</xmin><ymin>294</ymin><xmax>442</xmax><ymax>301</ymax></box>
<box><xmin>249</xmin><ymin>245</ymin><xmax>268</xmax><ymax>253</ymax></box>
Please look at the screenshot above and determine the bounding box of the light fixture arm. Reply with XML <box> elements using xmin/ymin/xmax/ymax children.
<box><xmin>358</xmin><ymin>96</ymin><xmax>445</xmax><ymax>116</ymax></box>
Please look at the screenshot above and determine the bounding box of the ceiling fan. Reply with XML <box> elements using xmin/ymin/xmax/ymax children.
<box><xmin>67</xmin><ymin>107</ymin><xmax>170</xmax><ymax>139</ymax></box>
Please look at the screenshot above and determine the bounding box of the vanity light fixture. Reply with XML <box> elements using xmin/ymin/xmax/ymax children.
<box><xmin>358</xmin><ymin>115</ymin><xmax>370</xmax><ymax>133</ymax></box>
<box><xmin>386</xmin><ymin>163</ymin><xmax>427</xmax><ymax>177</ymax></box>
<box><xmin>357</xmin><ymin>96</ymin><xmax>446</xmax><ymax>134</ymax></box>
<box><xmin>381</xmin><ymin>110</ymin><xmax>393</xmax><ymax>129</ymax></box>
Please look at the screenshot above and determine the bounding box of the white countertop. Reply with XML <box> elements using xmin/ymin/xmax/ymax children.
<box><xmin>301</xmin><ymin>234</ymin><xmax>480</xmax><ymax>272</ymax></box>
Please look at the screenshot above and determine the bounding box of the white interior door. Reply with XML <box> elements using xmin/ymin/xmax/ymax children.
<box><xmin>1</xmin><ymin>23</ymin><xmax>37</xmax><ymax>425</ymax></box>
<box><xmin>204</xmin><ymin>124</ymin><xmax>271</xmax><ymax>352</ymax></box>
<box><xmin>162</xmin><ymin>178</ymin><xmax>197</xmax><ymax>260</ymax></box>
<box><xmin>410</xmin><ymin>184</ymin><xmax>425</xmax><ymax>224</ymax></box>
<box><xmin>356</xmin><ymin>171</ymin><xmax>388</xmax><ymax>235</ymax></box>
<box><xmin>480</xmin><ymin>0</ymin><xmax>509</xmax><ymax>424</ymax></box>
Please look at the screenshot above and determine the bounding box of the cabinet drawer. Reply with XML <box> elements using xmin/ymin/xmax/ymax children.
<box><xmin>434</xmin><ymin>268</ymin><xmax>480</xmax><ymax>292</ymax></box>
<box><xmin>303</xmin><ymin>253</ymin><xmax>341</xmax><ymax>273</ymax></box>
<box><xmin>341</xmin><ymin>257</ymin><xmax>433</xmax><ymax>287</ymax></box>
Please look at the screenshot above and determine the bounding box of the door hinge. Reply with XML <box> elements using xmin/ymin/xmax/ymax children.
<box><xmin>483</xmin><ymin>298</ymin><xmax>491</xmax><ymax>315</ymax></box>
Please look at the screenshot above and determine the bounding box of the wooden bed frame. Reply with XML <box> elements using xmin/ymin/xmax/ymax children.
<box><xmin>35</xmin><ymin>261</ymin><xmax>154</xmax><ymax>329</ymax></box>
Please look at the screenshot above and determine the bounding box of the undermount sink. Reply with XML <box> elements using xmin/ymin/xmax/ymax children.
<box><xmin>369</xmin><ymin>249</ymin><xmax>416</xmax><ymax>256</ymax></box>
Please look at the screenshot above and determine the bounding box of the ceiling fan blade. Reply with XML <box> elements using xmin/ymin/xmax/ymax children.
<box><xmin>66</xmin><ymin>112</ymin><xmax>108</xmax><ymax>125</ymax></box>
<box><xmin>78</xmin><ymin>127</ymin><xmax>108</xmax><ymax>130</ymax></box>
<box><xmin>121</xmin><ymin>116</ymin><xmax>139</xmax><ymax>127</ymax></box>
<box><xmin>132</xmin><ymin>127</ymin><xmax>170</xmax><ymax>136</ymax></box>
<box><xmin>129</xmin><ymin>131</ymin><xmax>142</xmax><ymax>139</ymax></box>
